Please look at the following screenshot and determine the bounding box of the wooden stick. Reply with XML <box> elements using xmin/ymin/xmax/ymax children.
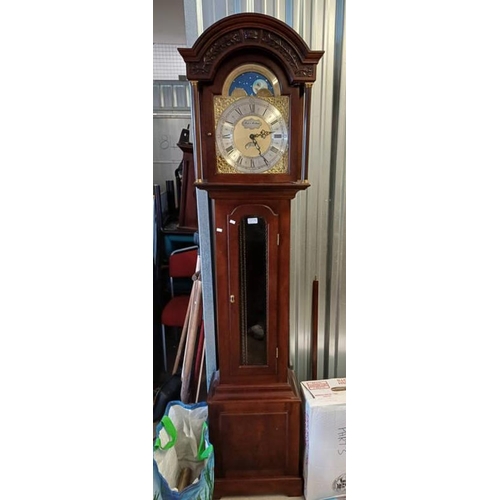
<box><xmin>173</xmin><ymin>255</ymin><xmax>201</xmax><ymax>375</ymax></box>
<box><xmin>195</xmin><ymin>336</ymin><xmax>205</xmax><ymax>403</ymax></box>
<box><xmin>172</xmin><ymin>290</ymin><xmax>194</xmax><ymax>375</ymax></box>
<box><xmin>193</xmin><ymin>321</ymin><xmax>205</xmax><ymax>391</ymax></box>
<box><xmin>177</xmin><ymin>468</ymin><xmax>192</xmax><ymax>492</ymax></box>
<box><xmin>180</xmin><ymin>276</ymin><xmax>203</xmax><ymax>403</ymax></box>
<box><xmin>311</xmin><ymin>278</ymin><xmax>319</xmax><ymax>380</ymax></box>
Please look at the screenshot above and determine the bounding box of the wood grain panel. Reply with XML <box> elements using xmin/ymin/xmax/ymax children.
<box><xmin>219</xmin><ymin>411</ymin><xmax>289</xmax><ymax>476</ymax></box>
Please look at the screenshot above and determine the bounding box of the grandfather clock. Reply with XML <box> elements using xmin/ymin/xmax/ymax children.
<box><xmin>179</xmin><ymin>13</ymin><xmax>323</xmax><ymax>498</ymax></box>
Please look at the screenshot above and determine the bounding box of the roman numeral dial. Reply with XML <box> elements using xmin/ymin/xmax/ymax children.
<box><xmin>215</xmin><ymin>96</ymin><xmax>288</xmax><ymax>173</ymax></box>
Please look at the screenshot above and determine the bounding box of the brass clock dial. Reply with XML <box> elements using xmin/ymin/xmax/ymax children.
<box><xmin>215</xmin><ymin>95</ymin><xmax>289</xmax><ymax>174</ymax></box>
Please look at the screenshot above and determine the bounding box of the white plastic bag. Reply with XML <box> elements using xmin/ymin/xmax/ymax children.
<box><xmin>153</xmin><ymin>401</ymin><xmax>214</xmax><ymax>500</ymax></box>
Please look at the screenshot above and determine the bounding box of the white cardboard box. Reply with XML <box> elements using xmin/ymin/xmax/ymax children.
<box><xmin>301</xmin><ymin>377</ymin><xmax>346</xmax><ymax>500</ymax></box>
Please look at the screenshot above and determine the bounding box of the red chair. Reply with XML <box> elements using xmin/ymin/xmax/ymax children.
<box><xmin>160</xmin><ymin>246</ymin><xmax>199</xmax><ymax>373</ymax></box>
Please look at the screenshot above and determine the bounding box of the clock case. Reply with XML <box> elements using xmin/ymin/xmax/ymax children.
<box><xmin>179</xmin><ymin>13</ymin><xmax>323</xmax><ymax>498</ymax></box>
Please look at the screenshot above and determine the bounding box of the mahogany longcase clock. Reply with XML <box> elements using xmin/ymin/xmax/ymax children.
<box><xmin>179</xmin><ymin>13</ymin><xmax>323</xmax><ymax>498</ymax></box>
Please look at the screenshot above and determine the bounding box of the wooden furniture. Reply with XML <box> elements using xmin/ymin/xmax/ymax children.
<box><xmin>176</xmin><ymin>142</ymin><xmax>198</xmax><ymax>231</ymax></box>
<box><xmin>179</xmin><ymin>13</ymin><xmax>323</xmax><ymax>498</ymax></box>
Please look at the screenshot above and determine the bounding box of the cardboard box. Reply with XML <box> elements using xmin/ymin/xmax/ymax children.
<box><xmin>301</xmin><ymin>378</ymin><xmax>346</xmax><ymax>500</ymax></box>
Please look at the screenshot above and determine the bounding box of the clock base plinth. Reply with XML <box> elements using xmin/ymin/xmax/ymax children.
<box><xmin>213</xmin><ymin>476</ymin><xmax>303</xmax><ymax>499</ymax></box>
<box><xmin>208</xmin><ymin>370</ymin><xmax>303</xmax><ymax>499</ymax></box>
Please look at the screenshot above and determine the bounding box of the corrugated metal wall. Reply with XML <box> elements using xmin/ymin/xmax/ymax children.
<box><xmin>184</xmin><ymin>0</ymin><xmax>346</xmax><ymax>384</ymax></box>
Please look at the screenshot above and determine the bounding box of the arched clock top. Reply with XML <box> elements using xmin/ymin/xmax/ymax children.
<box><xmin>178</xmin><ymin>13</ymin><xmax>324</xmax><ymax>84</ymax></box>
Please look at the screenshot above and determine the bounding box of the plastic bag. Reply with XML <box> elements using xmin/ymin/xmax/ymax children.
<box><xmin>153</xmin><ymin>401</ymin><xmax>214</xmax><ymax>500</ymax></box>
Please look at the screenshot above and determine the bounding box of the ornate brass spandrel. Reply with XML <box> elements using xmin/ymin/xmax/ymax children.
<box><xmin>216</xmin><ymin>155</ymin><xmax>236</xmax><ymax>174</ymax></box>
<box><xmin>267</xmin><ymin>96</ymin><xmax>289</xmax><ymax>123</ymax></box>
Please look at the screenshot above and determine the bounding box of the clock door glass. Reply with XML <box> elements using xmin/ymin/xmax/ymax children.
<box><xmin>239</xmin><ymin>216</ymin><xmax>267</xmax><ymax>366</ymax></box>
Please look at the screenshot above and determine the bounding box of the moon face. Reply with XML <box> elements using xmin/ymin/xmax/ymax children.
<box><xmin>228</xmin><ymin>71</ymin><xmax>275</xmax><ymax>97</ymax></box>
<box><xmin>252</xmin><ymin>79</ymin><xmax>268</xmax><ymax>94</ymax></box>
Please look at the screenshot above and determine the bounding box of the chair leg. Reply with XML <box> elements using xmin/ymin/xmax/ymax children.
<box><xmin>161</xmin><ymin>325</ymin><xmax>168</xmax><ymax>373</ymax></box>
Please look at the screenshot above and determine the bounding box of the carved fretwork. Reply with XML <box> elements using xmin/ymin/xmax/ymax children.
<box><xmin>186</xmin><ymin>28</ymin><xmax>315</xmax><ymax>78</ymax></box>
<box><xmin>243</xmin><ymin>28</ymin><xmax>259</xmax><ymax>41</ymax></box>
<box><xmin>260</xmin><ymin>30</ymin><xmax>313</xmax><ymax>77</ymax></box>
<box><xmin>191</xmin><ymin>30</ymin><xmax>243</xmax><ymax>75</ymax></box>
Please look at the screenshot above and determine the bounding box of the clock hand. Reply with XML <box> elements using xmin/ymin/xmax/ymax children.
<box><xmin>249</xmin><ymin>134</ymin><xmax>269</xmax><ymax>166</ymax></box>
<box><xmin>251</xmin><ymin>130</ymin><xmax>271</xmax><ymax>140</ymax></box>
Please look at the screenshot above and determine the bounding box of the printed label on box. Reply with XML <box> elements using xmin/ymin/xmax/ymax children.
<box><xmin>304</xmin><ymin>380</ymin><xmax>330</xmax><ymax>391</ymax></box>
<box><xmin>302</xmin><ymin>378</ymin><xmax>346</xmax><ymax>401</ymax></box>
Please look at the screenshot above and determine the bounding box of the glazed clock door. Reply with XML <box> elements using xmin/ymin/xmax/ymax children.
<box><xmin>227</xmin><ymin>203</ymin><xmax>279</xmax><ymax>381</ymax></box>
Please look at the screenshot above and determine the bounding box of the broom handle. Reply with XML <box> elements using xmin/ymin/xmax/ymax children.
<box><xmin>180</xmin><ymin>279</ymin><xmax>202</xmax><ymax>403</ymax></box>
<box><xmin>311</xmin><ymin>278</ymin><xmax>319</xmax><ymax>380</ymax></box>
<box><xmin>193</xmin><ymin>321</ymin><xmax>205</xmax><ymax>390</ymax></box>
<box><xmin>195</xmin><ymin>336</ymin><xmax>205</xmax><ymax>403</ymax></box>
<box><xmin>180</xmin><ymin>256</ymin><xmax>202</xmax><ymax>403</ymax></box>
<box><xmin>172</xmin><ymin>290</ymin><xmax>194</xmax><ymax>375</ymax></box>
<box><xmin>173</xmin><ymin>255</ymin><xmax>201</xmax><ymax>375</ymax></box>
